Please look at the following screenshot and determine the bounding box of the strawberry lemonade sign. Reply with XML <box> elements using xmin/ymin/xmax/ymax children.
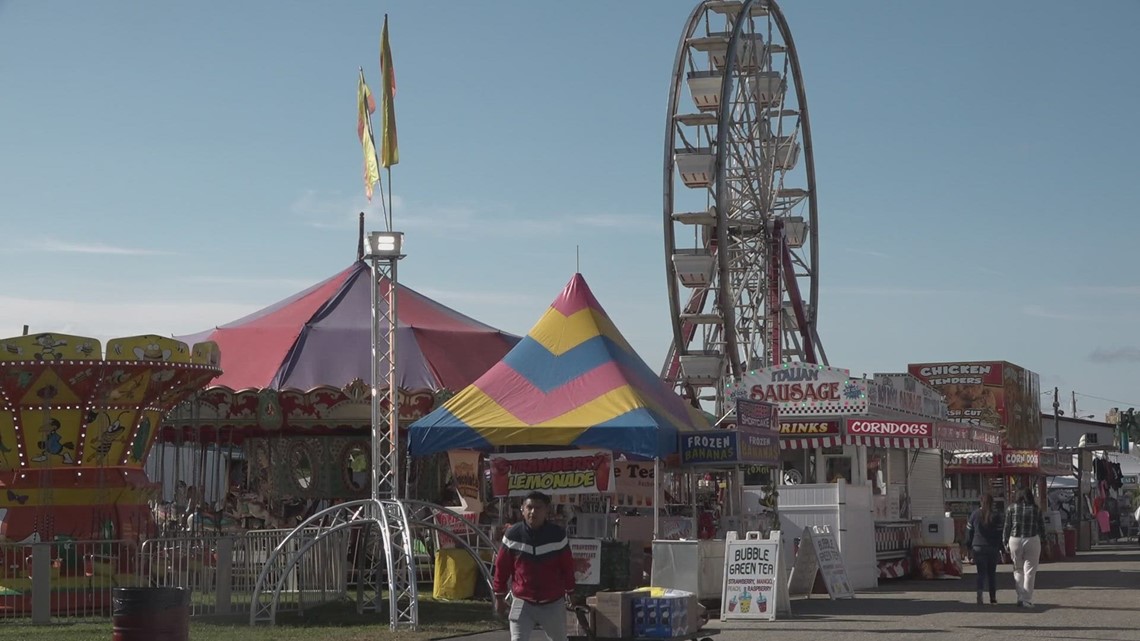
<box><xmin>488</xmin><ymin>449</ymin><xmax>615</xmax><ymax>498</ymax></box>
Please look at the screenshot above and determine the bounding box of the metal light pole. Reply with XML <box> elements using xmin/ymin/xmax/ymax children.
<box><xmin>367</xmin><ymin>231</ymin><xmax>405</xmax><ymax>500</ymax></box>
<box><xmin>1053</xmin><ymin>386</ymin><xmax>1060</xmax><ymax>448</ymax></box>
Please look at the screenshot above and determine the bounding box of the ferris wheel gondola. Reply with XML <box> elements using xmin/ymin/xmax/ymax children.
<box><xmin>662</xmin><ymin>0</ymin><xmax>827</xmax><ymax>416</ymax></box>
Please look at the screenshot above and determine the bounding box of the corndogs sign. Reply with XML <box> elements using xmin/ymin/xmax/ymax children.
<box><xmin>847</xmin><ymin>420</ymin><xmax>934</xmax><ymax>438</ymax></box>
<box><xmin>488</xmin><ymin>449</ymin><xmax>615</xmax><ymax>498</ymax></box>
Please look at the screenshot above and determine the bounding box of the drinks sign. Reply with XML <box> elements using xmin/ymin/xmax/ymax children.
<box><xmin>729</xmin><ymin>363</ymin><xmax>868</xmax><ymax>417</ymax></box>
<box><xmin>721</xmin><ymin>533</ymin><xmax>781</xmax><ymax>621</ymax></box>
<box><xmin>778</xmin><ymin>420</ymin><xmax>842</xmax><ymax>436</ymax></box>
<box><xmin>488</xmin><ymin>449</ymin><xmax>614</xmax><ymax>497</ymax></box>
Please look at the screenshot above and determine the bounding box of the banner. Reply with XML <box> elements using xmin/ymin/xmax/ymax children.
<box><xmin>488</xmin><ymin>449</ymin><xmax>614</xmax><ymax>498</ymax></box>
<box><xmin>613</xmin><ymin>460</ymin><xmax>655</xmax><ymax>507</ymax></box>
<box><xmin>447</xmin><ymin>450</ymin><xmax>482</xmax><ymax>506</ymax></box>
<box><xmin>867</xmin><ymin>373</ymin><xmax>947</xmax><ymax>420</ymax></box>
<box><xmin>569</xmin><ymin>538</ymin><xmax>601</xmax><ymax>585</ymax></box>
<box><xmin>721</xmin><ymin>534</ymin><xmax>781</xmax><ymax>621</ymax></box>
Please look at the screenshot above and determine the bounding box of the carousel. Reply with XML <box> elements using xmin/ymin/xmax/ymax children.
<box><xmin>155</xmin><ymin>256</ymin><xmax>519</xmax><ymax>535</ymax></box>
<box><xmin>0</xmin><ymin>332</ymin><xmax>220</xmax><ymax>613</ymax></box>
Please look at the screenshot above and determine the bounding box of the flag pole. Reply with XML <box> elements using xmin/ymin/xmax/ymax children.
<box><xmin>386</xmin><ymin>167</ymin><xmax>393</xmax><ymax>231</ymax></box>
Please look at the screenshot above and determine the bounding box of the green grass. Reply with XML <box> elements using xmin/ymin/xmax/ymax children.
<box><xmin>0</xmin><ymin>598</ymin><xmax>504</xmax><ymax>641</ymax></box>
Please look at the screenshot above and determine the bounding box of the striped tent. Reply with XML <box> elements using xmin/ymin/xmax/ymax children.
<box><xmin>408</xmin><ymin>274</ymin><xmax>710</xmax><ymax>460</ymax></box>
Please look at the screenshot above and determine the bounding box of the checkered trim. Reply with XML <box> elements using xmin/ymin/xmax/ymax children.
<box><xmin>845</xmin><ymin>435</ymin><xmax>935</xmax><ymax>449</ymax></box>
<box><xmin>780</xmin><ymin>436</ymin><xmax>842</xmax><ymax>450</ymax></box>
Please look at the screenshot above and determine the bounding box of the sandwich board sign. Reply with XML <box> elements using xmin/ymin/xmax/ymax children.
<box><xmin>721</xmin><ymin>531</ymin><xmax>784</xmax><ymax>621</ymax></box>
<box><xmin>787</xmin><ymin>526</ymin><xmax>854</xmax><ymax>599</ymax></box>
<box><xmin>810</xmin><ymin>526</ymin><xmax>854</xmax><ymax>599</ymax></box>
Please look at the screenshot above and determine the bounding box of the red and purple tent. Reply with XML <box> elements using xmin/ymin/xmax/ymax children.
<box><xmin>178</xmin><ymin>260</ymin><xmax>518</xmax><ymax>393</ymax></box>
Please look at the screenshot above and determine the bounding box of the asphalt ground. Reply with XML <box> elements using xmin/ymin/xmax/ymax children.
<box><xmin>454</xmin><ymin>541</ymin><xmax>1140</xmax><ymax>641</ymax></box>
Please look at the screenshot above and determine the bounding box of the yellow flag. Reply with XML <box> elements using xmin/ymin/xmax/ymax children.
<box><xmin>357</xmin><ymin>70</ymin><xmax>381</xmax><ymax>200</ymax></box>
<box><xmin>379</xmin><ymin>15</ymin><xmax>399</xmax><ymax>168</ymax></box>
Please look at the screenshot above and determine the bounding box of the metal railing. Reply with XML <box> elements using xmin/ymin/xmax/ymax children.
<box><xmin>0</xmin><ymin>529</ymin><xmax>349</xmax><ymax>625</ymax></box>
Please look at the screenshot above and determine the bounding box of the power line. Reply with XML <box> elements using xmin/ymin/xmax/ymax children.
<box><xmin>1073</xmin><ymin>392</ymin><xmax>1140</xmax><ymax>408</ymax></box>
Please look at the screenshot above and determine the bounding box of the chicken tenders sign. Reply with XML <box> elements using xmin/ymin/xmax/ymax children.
<box><xmin>488</xmin><ymin>449</ymin><xmax>615</xmax><ymax>498</ymax></box>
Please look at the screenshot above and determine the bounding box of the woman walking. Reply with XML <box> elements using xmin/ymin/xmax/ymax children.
<box><xmin>1002</xmin><ymin>488</ymin><xmax>1046</xmax><ymax>608</ymax></box>
<box><xmin>965</xmin><ymin>493</ymin><xmax>1003</xmax><ymax>604</ymax></box>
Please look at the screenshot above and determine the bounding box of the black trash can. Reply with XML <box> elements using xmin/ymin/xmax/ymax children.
<box><xmin>112</xmin><ymin>587</ymin><xmax>190</xmax><ymax>641</ymax></box>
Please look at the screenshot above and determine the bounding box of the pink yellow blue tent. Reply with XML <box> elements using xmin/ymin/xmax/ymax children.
<box><xmin>408</xmin><ymin>274</ymin><xmax>710</xmax><ymax>460</ymax></box>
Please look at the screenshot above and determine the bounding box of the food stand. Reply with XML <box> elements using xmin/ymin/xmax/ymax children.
<box><xmin>652</xmin><ymin>400</ymin><xmax>781</xmax><ymax>600</ymax></box>
<box><xmin>723</xmin><ymin>366</ymin><xmax>962</xmax><ymax>588</ymax></box>
<box><xmin>407</xmin><ymin>274</ymin><xmax>713</xmax><ymax>602</ymax></box>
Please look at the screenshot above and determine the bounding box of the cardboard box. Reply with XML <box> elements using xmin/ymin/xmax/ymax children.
<box><xmin>589</xmin><ymin>589</ymin><xmax>646</xmax><ymax>639</ymax></box>
<box><xmin>566</xmin><ymin>607</ymin><xmax>592</xmax><ymax>638</ymax></box>
<box><xmin>631</xmin><ymin>593</ymin><xmax>700</xmax><ymax>639</ymax></box>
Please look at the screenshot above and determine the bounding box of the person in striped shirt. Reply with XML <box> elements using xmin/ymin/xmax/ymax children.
<box><xmin>1002</xmin><ymin>488</ymin><xmax>1046</xmax><ymax>608</ymax></box>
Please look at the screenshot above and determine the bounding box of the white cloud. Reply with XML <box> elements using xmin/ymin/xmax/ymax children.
<box><xmin>415</xmin><ymin>287</ymin><xmax>544</xmax><ymax>308</ymax></box>
<box><xmin>10</xmin><ymin>239</ymin><xmax>173</xmax><ymax>256</ymax></box>
<box><xmin>0</xmin><ymin>296</ymin><xmax>261</xmax><ymax>343</ymax></box>
<box><xmin>1089</xmin><ymin>347</ymin><xmax>1140</xmax><ymax>363</ymax></box>
<box><xmin>180</xmin><ymin>275</ymin><xmax>321</xmax><ymax>289</ymax></box>
<box><xmin>288</xmin><ymin>190</ymin><xmax>654</xmax><ymax>237</ymax></box>
<box><xmin>1065</xmin><ymin>285</ymin><xmax>1140</xmax><ymax>296</ymax></box>
<box><xmin>843</xmin><ymin>247</ymin><xmax>890</xmax><ymax>259</ymax></box>
<box><xmin>1020</xmin><ymin>305</ymin><xmax>1094</xmax><ymax>321</ymax></box>
<box><xmin>828</xmin><ymin>285</ymin><xmax>962</xmax><ymax>296</ymax></box>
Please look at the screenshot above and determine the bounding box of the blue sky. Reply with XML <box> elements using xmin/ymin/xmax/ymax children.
<box><xmin>2</xmin><ymin>1</ymin><xmax>1139</xmax><ymax>420</ymax></box>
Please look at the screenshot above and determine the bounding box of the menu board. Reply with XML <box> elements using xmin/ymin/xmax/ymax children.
<box><xmin>810</xmin><ymin>526</ymin><xmax>854</xmax><ymax>599</ymax></box>
<box><xmin>721</xmin><ymin>533</ymin><xmax>782</xmax><ymax>621</ymax></box>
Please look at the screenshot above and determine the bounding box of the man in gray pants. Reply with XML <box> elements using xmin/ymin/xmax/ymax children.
<box><xmin>493</xmin><ymin>491</ymin><xmax>577</xmax><ymax>641</ymax></box>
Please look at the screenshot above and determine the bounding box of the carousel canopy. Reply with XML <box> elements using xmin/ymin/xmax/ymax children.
<box><xmin>408</xmin><ymin>273</ymin><xmax>710</xmax><ymax>460</ymax></box>
<box><xmin>178</xmin><ymin>261</ymin><xmax>519</xmax><ymax>392</ymax></box>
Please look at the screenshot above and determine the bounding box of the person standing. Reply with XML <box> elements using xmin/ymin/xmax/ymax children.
<box><xmin>965</xmin><ymin>493</ymin><xmax>1003</xmax><ymax>604</ymax></box>
<box><xmin>493</xmin><ymin>491</ymin><xmax>577</xmax><ymax>641</ymax></box>
<box><xmin>1002</xmin><ymin>488</ymin><xmax>1046</xmax><ymax>608</ymax></box>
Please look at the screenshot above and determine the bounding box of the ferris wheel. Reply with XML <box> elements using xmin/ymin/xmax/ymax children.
<box><xmin>661</xmin><ymin>0</ymin><xmax>827</xmax><ymax>416</ymax></box>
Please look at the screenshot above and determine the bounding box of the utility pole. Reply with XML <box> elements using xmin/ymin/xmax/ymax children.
<box><xmin>1071</xmin><ymin>390</ymin><xmax>1077</xmax><ymax>419</ymax></box>
<box><xmin>1053</xmin><ymin>387</ymin><xmax>1061</xmax><ymax>448</ymax></box>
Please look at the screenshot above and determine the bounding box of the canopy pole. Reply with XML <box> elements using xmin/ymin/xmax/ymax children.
<box><xmin>690</xmin><ymin>470</ymin><xmax>698</xmax><ymax>539</ymax></box>
<box><xmin>653</xmin><ymin>457</ymin><xmax>660</xmax><ymax>540</ymax></box>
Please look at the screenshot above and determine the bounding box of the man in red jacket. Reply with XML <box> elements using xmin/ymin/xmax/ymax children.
<box><xmin>493</xmin><ymin>491</ymin><xmax>576</xmax><ymax>641</ymax></box>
